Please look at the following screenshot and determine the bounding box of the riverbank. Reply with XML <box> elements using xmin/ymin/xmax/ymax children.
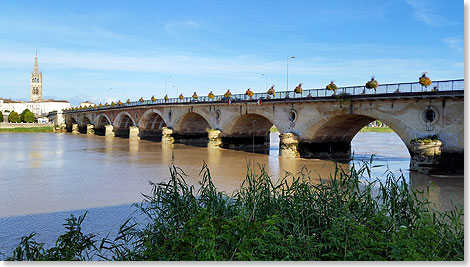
<box><xmin>0</xmin><ymin>123</ymin><xmax>54</xmax><ymax>132</ymax></box>
<box><xmin>0</xmin><ymin>127</ymin><xmax>54</xmax><ymax>132</ymax></box>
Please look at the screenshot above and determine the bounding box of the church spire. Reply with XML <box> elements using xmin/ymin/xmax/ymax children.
<box><xmin>30</xmin><ymin>53</ymin><xmax>42</xmax><ymax>101</ymax></box>
<box><xmin>33</xmin><ymin>53</ymin><xmax>39</xmax><ymax>74</ymax></box>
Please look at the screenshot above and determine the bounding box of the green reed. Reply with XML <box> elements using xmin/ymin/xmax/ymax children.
<box><xmin>6</xmin><ymin>160</ymin><xmax>464</xmax><ymax>261</ymax></box>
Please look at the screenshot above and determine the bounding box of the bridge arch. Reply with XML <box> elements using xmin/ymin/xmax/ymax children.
<box><xmin>172</xmin><ymin>110</ymin><xmax>213</xmax><ymax>133</ymax></box>
<box><xmin>78</xmin><ymin>116</ymin><xmax>92</xmax><ymax>134</ymax></box>
<box><xmin>220</xmin><ymin>109</ymin><xmax>277</xmax><ymax>136</ymax></box>
<box><xmin>138</xmin><ymin>109</ymin><xmax>167</xmax><ymax>131</ymax></box>
<box><xmin>80</xmin><ymin>115</ymin><xmax>93</xmax><ymax>127</ymax></box>
<box><xmin>138</xmin><ymin>109</ymin><xmax>168</xmax><ymax>141</ymax></box>
<box><xmin>95</xmin><ymin>113</ymin><xmax>112</xmax><ymax>127</ymax></box>
<box><xmin>220</xmin><ymin>112</ymin><xmax>276</xmax><ymax>149</ymax></box>
<box><xmin>300</xmin><ymin>108</ymin><xmax>415</xmax><ymax>158</ymax></box>
<box><xmin>113</xmin><ymin>111</ymin><xmax>137</xmax><ymax>128</ymax></box>
<box><xmin>113</xmin><ymin>111</ymin><xmax>137</xmax><ymax>138</ymax></box>
<box><xmin>93</xmin><ymin>113</ymin><xmax>112</xmax><ymax>136</ymax></box>
<box><xmin>66</xmin><ymin>116</ymin><xmax>78</xmax><ymax>132</ymax></box>
<box><xmin>174</xmin><ymin>112</ymin><xmax>211</xmax><ymax>135</ymax></box>
<box><xmin>224</xmin><ymin>113</ymin><xmax>275</xmax><ymax>137</ymax></box>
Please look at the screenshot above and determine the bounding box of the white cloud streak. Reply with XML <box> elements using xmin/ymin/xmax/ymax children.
<box><xmin>442</xmin><ymin>36</ymin><xmax>464</xmax><ymax>52</ymax></box>
<box><xmin>0</xmin><ymin>49</ymin><xmax>462</xmax><ymax>84</ymax></box>
<box><xmin>405</xmin><ymin>0</ymin><xmax>458</xmax><ymax>26</ymax></box>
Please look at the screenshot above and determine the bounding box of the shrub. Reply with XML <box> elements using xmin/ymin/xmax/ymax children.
<box><xmin>8</xmin><ymin>111</ymin><xmax>20</xmax><ymax>123</ymax></box>
<box><xmin>412</xmin><ymin>135</ymin><xmax>440</xmax><ymax>144</ymax></box>
<box><xmin>0</xmin><ymin>111</ymin><xmax>3</xmax><ymax>122</ymax></box>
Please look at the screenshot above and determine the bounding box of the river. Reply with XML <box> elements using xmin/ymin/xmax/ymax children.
<box><xmin>0</xmin><ymin>132</ymin><xmax>463</xmax><ymax>258</ymax></box>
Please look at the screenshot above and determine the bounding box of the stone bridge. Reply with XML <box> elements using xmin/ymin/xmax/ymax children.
<box><xmin>63</xmin><ymin>79</ymin><xmax>464</xmax><ymax>174</ymax></box>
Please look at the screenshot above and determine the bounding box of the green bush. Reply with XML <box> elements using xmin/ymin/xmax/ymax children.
<box><xmin>8</xmin><ymin>111</ymin><xmax>20</xmax><ymax>123</ymax></box>
<box><xmin>6</xmin><ymin>162</ymin><xmax>464</xmax><ymax>261</ymax></box>
<box><xmin>23</xmin><ymin>111</ymin><xmax>35</xmax><ymax>123</ymax></box>
<box><xmin>0</xmin><ymin>111</ymin><xmax>3</xmax><ymax>122</ymax></box>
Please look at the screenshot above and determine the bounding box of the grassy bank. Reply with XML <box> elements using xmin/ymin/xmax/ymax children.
<box><xmin>5</xmin><ymin>162</ymin><xmax>464</xmax><ymax>261</ymax></box>
<box><xmin>0</xmin><ymin>127</ymin><xmax>54</xmax><ymax>133</ymax></box>
<box><xmin>359</xmin><ymin>127</ymin><xmax>394</xmax><ymax>133</ymax></box>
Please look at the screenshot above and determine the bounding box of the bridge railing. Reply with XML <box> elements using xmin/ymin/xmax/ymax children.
<box><xmin>65</xmin><ymin>79</ymin><xmax>463</xmax><ymax>113</ymax></box>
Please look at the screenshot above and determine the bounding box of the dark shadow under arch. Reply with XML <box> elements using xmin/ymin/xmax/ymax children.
<box><xmin>114</xmin><ymin>114</ymin><xmax>135</xmax><ymax>138</ymax></box>
<box><xmin>300</xmin><ymin>114</ymin><xmax>409</xmax><ymax>161</ymax></box>
<box><xmin>79</xmin><ymin>117</ymin><xmax>91</xmax><ymax>134</ymax></box>
<box><xmin>94</xmin><ymin>115</ymin><xmax>112</xmax><ymax>136</ymax></box>
<box><xmin>66</xmin><ymin>117</ymin><xmax>77</xmax><ymax>132</ymax></box>
<box><xmin>140</xmin><ymin>112</ymin><xmax>167</xmax><ymax>141</ymax></box>
<box><xmin>222</xmin><ymin>113</ymin><xmax>274</xmax><ymax>154</ymax></box>
<box><xmin>174</xmin><ymin>112</ymin><xmax>211</xmax><ymax>145</ymax></box>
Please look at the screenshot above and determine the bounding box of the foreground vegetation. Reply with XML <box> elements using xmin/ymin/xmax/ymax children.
<box><xmin>0</xmin><ymin>126</ymin><xmax>54</xmax><ymax>133</ymax></box>
<box><xmin>6</xmin><ymin>161</ymin><xmax>464</xmax><ymax>261</ymax></box>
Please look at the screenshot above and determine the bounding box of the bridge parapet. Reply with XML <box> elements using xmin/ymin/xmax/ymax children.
<box><xmin>64</xmin><ymin>79</ymin><xmax>463</xmax><ymax>113</ymax></box>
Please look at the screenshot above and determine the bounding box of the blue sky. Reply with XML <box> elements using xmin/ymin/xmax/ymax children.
<box><xmin>0</xmin><ymin>0</ymin><xmax>464</xmax><ymax>105</ymax></box>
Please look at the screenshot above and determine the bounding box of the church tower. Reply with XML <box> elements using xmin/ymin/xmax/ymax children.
<box><xmin>30</xmin><ymin>53</ymin><xmax>42</xmax><ymax>101</ymax></box>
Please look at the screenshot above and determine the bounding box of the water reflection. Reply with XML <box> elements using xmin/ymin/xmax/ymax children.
<box><xmin>29</xmin><ymin>151</ymin><xmax>42</xmax><ymax>169</ymax></box>
<box><xmin>410</xmin><ymin>172</ymin><xmax>464</xmax><ymax>211</ymax></box>
<box><xmin>0</xmin><ymin>132</ymin><xmax>463</xmax><ymax>217</ymax></box>
<box><xmin>0</xmin><ymin>132</ymin><xmax>464</xmax><ymax>258</ymax></box>
<box><xmin>161</xmin><ymin>143</ymin><xmax>174</xmax><ymax>164</ymax></box>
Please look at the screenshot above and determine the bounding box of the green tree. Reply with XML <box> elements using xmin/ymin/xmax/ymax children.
<box><xmin>8</xmin><ymin>111</ymin><xmax>20</xmax><ymax>123</ymax></box>
<box><xmin>23</xmin><ymin>111</ymin><xmax>35</xmax><ymax>123</ymax></box>
<box><xmin>20</xmin><ymin>109</ymin><xmax>31</xmax><ymax>122</ymax></box>
<box><xmin>0</xmin><ymin>111</ymin><xmax>3</xmax><ymax>122</ymax></box>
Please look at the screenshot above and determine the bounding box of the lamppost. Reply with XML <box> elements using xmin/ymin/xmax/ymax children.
<box><xmin>165</xmin><ymin>76</ymin><xmax>172</xmax><ymax>95</ymax></box>
<box><xmin>261</xmin><ymin>73</ymin><xmax>268</xmax><ymax>91</ymax></box>
<box><xmin>108</xmin><ymin>87</ymin><xmax>112</xmax><ymax>104</ymax></box>
<box><xmin>286</xmin><ymin>56</ymin><xmax>295</xmax><ymax>91</ymax></box>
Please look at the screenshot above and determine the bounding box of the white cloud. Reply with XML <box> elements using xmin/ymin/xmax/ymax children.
<box><xmin>165</xmin><ymin>20</ymin><xmax>203</xmax><ymax>35</ymax></box>
<box><xmin>405</xmin><ymin>0</ymin><xmax>458</xmax><ymax>26</ymax></box>
<box><xmin>0</xmin><ymin>49</ymin><xmax>462</xmax><ymax>80</ymax></box>
<box><xmin>442</xmin><ymin>36</ymin><xmax>464</xmax><ymax>52</ymax></box>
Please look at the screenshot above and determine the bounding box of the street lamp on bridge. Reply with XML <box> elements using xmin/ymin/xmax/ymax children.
<box><xmin>165</xmin><ymin>76</ymin><xmax>172</xmax><ymax>95</ymax></box>
<box><xmin>286</xmin><ymin>56</ymin><xmax>295</xmax><ymax>91</ymax></box>
<box><xmin>261</xmin><ymin>73</ymin><xmax>268</xmax><ymax>91</ymax></box>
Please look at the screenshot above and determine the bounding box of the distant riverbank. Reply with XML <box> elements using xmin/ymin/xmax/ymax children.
<box><xmin>270</xmin><ymin>126</ymin><xmax>393</xmax><ymax>133</ymax></box>
<box><xmin>359</xmin><ymin>127</ymin><xmax>393</xmax><ymax>133</ymax></box>
<box><xmin>0</xmin><ymin>123</ymin><xmax>54</xmax><ymax>132</ymax></box>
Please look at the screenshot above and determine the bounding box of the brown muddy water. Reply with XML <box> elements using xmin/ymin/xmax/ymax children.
<box><xmin>0</xmin><ymin>132</ymin><xmax>463</xmax><ymax>257</ymax></box>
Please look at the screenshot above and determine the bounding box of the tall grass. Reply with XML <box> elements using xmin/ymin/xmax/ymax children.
<box><xmin>6</xmin><ymin>160</ymin><xmax>464</xmax><ymax>261</ymax></box>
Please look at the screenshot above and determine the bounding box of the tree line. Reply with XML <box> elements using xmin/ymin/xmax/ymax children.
<box><xmin>0</xmin><ymin>109</ymin><xmax>36</xmax><ymax>123</ymax></box>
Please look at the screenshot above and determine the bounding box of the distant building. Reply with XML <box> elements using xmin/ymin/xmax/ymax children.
<box><xmin>80</xmin><ymin>101</ymin><xmax>95</xmax><ymax>108</ymax></box>
<box><xmin>0</xmin><ymin>54</ymin><xmax>71</xmax><ymax>118</ymax></box>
